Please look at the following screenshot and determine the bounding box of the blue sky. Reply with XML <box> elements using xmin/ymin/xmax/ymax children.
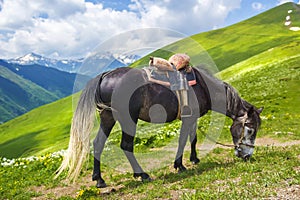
<box><xmin>0</xmin><ymin>0</ymin><xmax>299</xmax><ymax>59</ymax></box>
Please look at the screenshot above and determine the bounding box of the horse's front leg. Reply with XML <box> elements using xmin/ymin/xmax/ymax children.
<box><xmin>189</xmin><ymin>121</ymin><xmax>200</xmax><ymax>164</ymax></box>
<box><xmin>174</xmin><ymin>117</ymin><xmax>198</xmax><ymax>172</ymax></box>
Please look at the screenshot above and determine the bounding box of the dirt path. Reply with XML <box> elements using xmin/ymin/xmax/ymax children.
<box><xmin>31</xmin><ymin>176</ymin><xmax>94</xmax><ymax>199</ymax></box>
<box><xmin>255</xmin><ymin>137</ymin><xmax>300</xmax><ymax>147</ymax></box>
<box><xmin>213</xmin><ymin>137</ymin><xmax>300</xmax><ymax>148</ymax></box>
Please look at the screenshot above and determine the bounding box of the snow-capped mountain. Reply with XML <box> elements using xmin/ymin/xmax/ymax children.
<box><xmin>79</xmin><ymin>52</ymin><xmax>141</xmax><ymax>76</ymax></box>
<box><xmin>115</xmin><ymin>54</ymin><xmax>141</xmax><ymax>65</ymax></box>
<box><xmin>8</xmin><ymin>53</ymin><xmax>83</xmax><ymax>73</ymax></box>
<box><xmin>7</xmin><ymin>52</ymin><xmax>141</xmax><ymax>74</ymax></box>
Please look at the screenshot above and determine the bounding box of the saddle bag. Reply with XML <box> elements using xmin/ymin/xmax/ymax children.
<box><xmin>149</xmin><ymin>57</ymin><xmax>174</xmax><ymax>71</ymax></box>
<box><xmin>168</xmin><ymin>53</ymin><xmax>190</xmax><ymax>71</ymax></box>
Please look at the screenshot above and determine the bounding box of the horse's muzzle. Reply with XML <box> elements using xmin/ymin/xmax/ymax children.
<box><xmin>235</xmin><ymin>145</ymin><xmax>253</xmax><ymax>161</ymax></box>
<box><xmin>242</xmin><ymin>154</ymin><xmax>251</xmax><ymax>161</ymax></box>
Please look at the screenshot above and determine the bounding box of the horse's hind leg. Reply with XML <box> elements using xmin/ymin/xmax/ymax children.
<box><xmin>119</xmin><ymin>120</ymin><xmax>151</xmax><ymax>182</ymax></box>
<box><xmin>92</xmin><ymin>110</ymin><xmax>116</xmax><ymax>188</ymax></box>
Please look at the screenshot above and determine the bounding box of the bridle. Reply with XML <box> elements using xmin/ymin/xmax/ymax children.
<box><xmin>233</xmin><ymin>113</ymin><xmax>255</xmax><ymax>148</ymax></box>
<box><xmin>205</xmin><ymin>113</ymin><xmax>255</xmax><ymax>149</ymax></box>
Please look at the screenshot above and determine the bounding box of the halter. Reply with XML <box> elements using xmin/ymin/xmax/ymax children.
<box><xmin>234</xmin><ymin>113</ymin><xmax>255</xmax><ymax>148</ymax></box>
<box><xmin>205</xmin><ymin>113</ymin><xmax>255</xmax><ymax>148</ymax></box>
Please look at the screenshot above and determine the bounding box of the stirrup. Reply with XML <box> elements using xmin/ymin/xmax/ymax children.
<box><xmin>181</xmin><ymin>105</ymin><xmax>192</xmax><ymax>117</ymax></box>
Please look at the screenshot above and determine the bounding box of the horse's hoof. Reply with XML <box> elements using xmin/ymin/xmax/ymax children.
<box><xmin>190</xmin><ymin>157</ymin><xmax>200</xmax><ymax>165</ymax></box>
<box><xmin>134</xmin><ymin>172</ymin><xmax>152</xmax><ymax>182</ymax></box>
<box><xmin>178</xmin><ymin>166</ymin><xmax>187</xmax><ymax>173</ymax></box>
<box><xmin>142</xmin><ymin>176</ymin><xmax>152</xmax><ymax>183</ymax></box>
<box><xmin>93</xmin><ymin>174</ymin><xmax>107</xmax><ymax>188</ymax></box>
<box><xmin>174</xmin><ymin>162</ymin><xmax>187</xmax><ymax>171</ymax></box>
<box><xmin>96</xmin><ymin>179</ymin><xmax>107</xmax><ymax>188</ymax></box>
<box><xmin>174</xmin><ymin>164</ymin><xmax>187</xmax><ymax>173</ymax></box>
<box><xmin>92</xmin><ymin>173</ymin><xmax>100</xmax><ymax>181</ymax></box>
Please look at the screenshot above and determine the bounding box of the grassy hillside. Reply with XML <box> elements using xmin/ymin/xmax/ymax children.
<box><xmin>0</xmin><ymin>2</ymin><xmax>299</xmax><ymax>159</ymax></box>
<box><xmin>219</xmin><ymin>41</ymin><xmax>300</xmax><ymax>140</ymax></box>
<box><xmin>132</xmin><ymin>3</ymin><xmax>300</xmax><ymax>71</ymax></box>
<box><xmin>0</xmin><ymin>94</ymin><xmax>77</xmax><ymax>157</ymax></box>
<box><xmin>0</xmin><ymin>65</ymin><xmax>58</xmax><ymax>123</ymax></box>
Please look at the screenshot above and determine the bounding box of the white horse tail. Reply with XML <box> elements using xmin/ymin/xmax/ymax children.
<box><xmin>55</xmin><ymin>76</ymin><xmax>101</xmax><ymax>182</ymax></box>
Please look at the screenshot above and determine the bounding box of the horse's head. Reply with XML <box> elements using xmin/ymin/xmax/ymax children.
<box><xmin>230</xmin><ymin>106</ymin><xmax>263</xmax><ymax>161</ymax></box>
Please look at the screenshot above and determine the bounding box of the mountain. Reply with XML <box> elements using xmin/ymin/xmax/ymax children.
<box><xmin>7</xmin><ymin>52</ymin><xmax>140</xmax><ymax>75</ymax></box>
<box><xmin>77</xmin><ymin>52</ymin><xmax>141</xmax><ymax>77</ymax></box>
<box><xmin>116</xmin><ymin>54</ymin><xmax>141</xmax><ymax>65</ymax></box>
<box><xmin>1</xmin><ymin>59</ymin><xmax>90</xmax><ymax>97</ymax></box>
<box><xmin>8</xmin><ymin>53</ymin><xmax>83</xmax><ymax>73</ymax></box>
<box><xmin>0</xmin><ymin>2</ymin><xmax>299</xmax><ymax>158</ymax></box>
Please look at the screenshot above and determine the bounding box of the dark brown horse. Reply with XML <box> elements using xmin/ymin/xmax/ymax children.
<box><xmin>56</xmin><ymin>67</ymin><xmax>263</xmax><ymax>188</ymax></box>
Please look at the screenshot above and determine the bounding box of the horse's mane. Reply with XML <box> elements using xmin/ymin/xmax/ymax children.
<box><xmin>193</xmin><ymin>65</ymin><xmax>246</xmax><ymax>118</ymax></box>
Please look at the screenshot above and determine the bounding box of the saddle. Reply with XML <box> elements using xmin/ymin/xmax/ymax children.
<box><xmin>144</xmin><ymin>66</ymin><xmax>197</xmax><ymax>87</ymax></box>
<box><xmin>145</xmin><ymin>54</ymin><xmax>197</xmax><ymax>118</ymax></box>
<box><xmin>147</xmin><ymin>54</ymin><xmax>196</xmax><ymax>87</ymax></box>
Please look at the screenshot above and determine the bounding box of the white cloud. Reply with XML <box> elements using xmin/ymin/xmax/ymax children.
<box><xmin>252</xmin><ymin>2</ymin><xmax>264</xmax><ymax>11</ymax></box>
<box><xmin>0</xmin><ymin>0</ymin><xmax>241</xmax><ymax>59</ymax></box>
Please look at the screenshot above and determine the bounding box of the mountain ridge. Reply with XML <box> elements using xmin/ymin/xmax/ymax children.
<box><xmin>6</xmin><ymin>52</ymin><xmax>141</xmax><ymax>74</ymax></box>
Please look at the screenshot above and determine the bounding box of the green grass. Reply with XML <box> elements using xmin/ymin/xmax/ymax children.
<box><xmin>0</xmin><ymin>66</ymin><xmax>59</xmax><ymax>122</ymax></box>
<box><xmin>0</xmin><ymin>94</ymin><xmax>77</xmax><ymax>158</ymax></box>
<box><xmin>219</xmin><ymin>41</ymin><xmax>300</xmax><ymax>141</ymax></box>
<box><xmin>1</xmin><ymin>145</ymin><xmax>299</xmax><ymax>199</ymax></box>
<box><xmin>1</xmin><ymin>38</ymin><xmax>299</xmax><ymax>200</ymax></box>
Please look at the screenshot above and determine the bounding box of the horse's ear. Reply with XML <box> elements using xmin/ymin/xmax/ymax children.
<box><xmin>257</xmin><ymin>107</ymin><xmax>264</xmax><ymax>114</ymax></box>
<box><xmin>247</xmin><ymin>106</ymin><xmax>254</xmax><ymax>116</ymax></box>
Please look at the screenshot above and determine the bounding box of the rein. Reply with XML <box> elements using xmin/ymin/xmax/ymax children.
<box><xmin>205</xmin><ymin>134</ymin><xmax>235</xmax><ymax>148</ymax></box>
<box><xmin>204</xmin><ymin>113</ymin><xmax>255</xmax><ymax>149</ymax></box>
<box><xmin>205</xmin><ymin>134</ymin><xmax>255</xmax><ymax>148</ymax></box>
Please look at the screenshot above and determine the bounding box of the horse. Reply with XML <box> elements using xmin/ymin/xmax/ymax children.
<box><xmin>56</xmin><ymin>66</ymin><xmax>263</xmax><ymax>188</ymax></box>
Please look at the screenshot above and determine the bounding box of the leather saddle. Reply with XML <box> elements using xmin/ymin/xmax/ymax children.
<box><xmin>143</xmin><ymin>66</ymin><xmax>197</xmax><ymax>87</ymax></box>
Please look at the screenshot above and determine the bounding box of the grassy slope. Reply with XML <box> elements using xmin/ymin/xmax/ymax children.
<box><xmin>132</xmin><ymin>3</ymin><xmax>300</xmax><ymax>71</ymax></box>
<box><xmin>0</xmin><ymin>2</ymin><xmax>299</xmax><ymax>159</ymax></box>
<box><xmin>0</xmin><ymin>65</ymin><xmax>59</xmax><ymax>123</ymax></box>
<box><xmin>0</xmin><ymin>94</ymin><xmax>77</xmax><ymax>158</ymax></box>
<box><xmin>219</xmin><ymin>41</ymin><xmax>300</xmax><ymax>141</ymax></box>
